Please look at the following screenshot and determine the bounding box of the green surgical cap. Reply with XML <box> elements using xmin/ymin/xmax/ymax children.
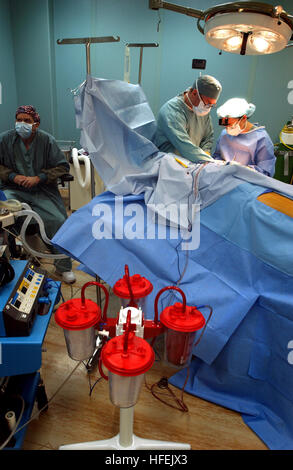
<box><xmin>192</xmin><ymin>75</ymin><xmax>222</xmax><ymax>100</ymax></box>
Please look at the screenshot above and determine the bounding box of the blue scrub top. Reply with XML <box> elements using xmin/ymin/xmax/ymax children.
<box><xmin>213</xmin><ymin>126</ymin><xmax>276</xmax><ymax>176</ymax></box>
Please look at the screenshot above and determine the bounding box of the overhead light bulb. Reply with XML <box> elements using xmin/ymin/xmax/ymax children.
<box><xmin>209</xmin><ymin>28</ymin><xmax>235</xmax><ymax>39</ymax></box>
<box><xmin>234</xmin><ymin>24</ymin><xmax>254</xmax><ymax>33</ymax></box>
<box><xmin>251</xmin><ymin>35</ymin><xmax>270</xmax><ymax>53</ymax></box>
<box><xmin>224</xmin><ymin>34</ymin><xmax>243</xmax><ymax>51</ymax></box>
<box><xmin>257</xmin><ymin>30</ymin><xmax>280</xmax><ymax>41</ymax></box>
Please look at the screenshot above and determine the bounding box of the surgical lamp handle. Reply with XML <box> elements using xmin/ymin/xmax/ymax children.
<box><xmin>154</xmin><ymin>286</ymin><xmax>186</xmax><ymax>325</ymax></box>
<box><xmin>81</xmin><ymin>281</ymin><xmax>109</xmax><ymax>322</ymax></box>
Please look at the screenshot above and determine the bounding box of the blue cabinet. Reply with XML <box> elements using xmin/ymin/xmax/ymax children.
<box><xmin>0</xmin><ymin>260</ymin><xmax>61</xmax><ymax>449</ymax></box>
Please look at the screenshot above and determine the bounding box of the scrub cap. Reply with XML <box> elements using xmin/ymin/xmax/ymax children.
<box><xmin>217</xmin><ymin>98</ymin><xmax>256</xmax><ymax>119</ymax></box>
<box><xmin>192</xmin><ymin>75</ymin><xmax>222</xmax><ymax>100</ymax></box>
<box><xmin>15</xmin><ymin>105</ymin><xmax>41</xmax><ymax>123</ymax></box>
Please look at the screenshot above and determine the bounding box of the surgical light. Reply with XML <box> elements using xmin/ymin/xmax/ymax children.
<box><xmin>250</xmin><ymin>35</ymin><xmax>271</xmax><ymax>53</ymax></box>
<box><xmin>149</xmin><ymin>1</ymin><xmax>293</xmax><ymax>55</ymax></box>
<box><xmin>209</xmin><ymin>28</ymin><xmax>235</xmax><ymax>39</ymax></box>
<box><xmin>204</xmin><ymin>11</ymin><xmax>291</xmax><ymax>55</ymax></box>
<box><xmin>224</xmin><ymin>34</ymin><xmax>243</xmax><ymax>51</ymax></box>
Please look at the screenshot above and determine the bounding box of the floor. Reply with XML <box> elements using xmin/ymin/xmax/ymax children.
<box><xmin>16</xmin><ymin>188</ymin><xmax>267</xmax><ymax>450</ymax></box>
<box><xmin>16</xmin><ymin>258</ymin><xmax>267</xmax><ymax>451</ymax></box>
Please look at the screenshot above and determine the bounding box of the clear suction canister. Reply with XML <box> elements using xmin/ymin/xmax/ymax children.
<box><xmin>55</xmin><ymin>281</ymin><xmax>109</xmax><ymax>361</ymax></box>
<box><xmin>55</xmin><ymin>298</ymin><xmax>100</xmax><ymax>360</ymax></box>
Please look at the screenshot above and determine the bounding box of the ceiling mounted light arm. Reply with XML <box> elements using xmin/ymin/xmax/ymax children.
<box><xmin>149</xmin><ymin>1</ymin><xmax>293</xmax><ymax>55</ymax></box>
<box><xmin>149</xmin><ymin>0</ymin><xmax>203</xmax><ymax>19</ymax></box>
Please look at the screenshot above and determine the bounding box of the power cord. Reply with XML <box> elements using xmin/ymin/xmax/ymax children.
<box><xmin>0</xmin><ymin>394</ymin><xmax>25</xmax><ymax>450</ymax></box>
<box><xmin>82</xmin><ymin>360</ymin><xmax>103</xmax><ymax>396</ymax></box>
<box><xmin>0</xmin><ymin>360</ymin><xmax>83</xmax><ymax>450</ymax></box>
<box><xmin>144</xmin><ymin>367</ymin><xmax>190</xmax><ymax>413</ymax></box>
<box><xmin>145</xmin><ymin>305</ymin><xmax>213</xmax><ymax>413</ymax></box>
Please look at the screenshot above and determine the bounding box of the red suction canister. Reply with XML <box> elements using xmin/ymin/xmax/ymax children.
<box><xmin>113</xmin><ymin>265</ymin><xmax>153</xmax><ymax>311</ymax></box>
<box><xmin>101</xmin><ymin>312</ymin><xmax>155</xmax><ymax>407</ymax></box>
<box><xmin>55</xmin><ymin>281</ymin><xmax>109</xmax><ymax>361</ymax></box>
<box><xmin>155</xmin><ymin>287</ymin><xmax>206</xmax><ymax>368</ymax></box>
<box><xmin>55</xmin><ymin>298</ymin><xmax>100</xmax><ymax>331</ymax></box>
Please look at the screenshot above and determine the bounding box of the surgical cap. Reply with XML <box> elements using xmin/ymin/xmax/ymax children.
<box><xmin>15</xmin><ymin>105</ymin><xmax>41</xmax><ymax>123</ymax></box>
<box><xmin>192</xmin><ymin>75</ymin><xmax>222</xmax><ymax>100</ymax></box>
<box><xmin>217</xmin><ymin>98</ymin><xmax>256</xmax><ymax>119</ymax></box>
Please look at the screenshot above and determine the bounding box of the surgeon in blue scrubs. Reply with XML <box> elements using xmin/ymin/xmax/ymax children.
<box><xmin>213</xmin><ymin>98</ymin><xmax>276</xmax><ymax>176</ymax></box>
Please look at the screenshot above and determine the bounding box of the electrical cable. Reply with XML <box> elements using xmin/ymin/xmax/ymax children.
<box><xmin>82</xmin><ymin>361</ymin><xmax>103</xmax><ymax>396</ymax></box>
<box><xmin>0</xmin><ymin>360</ymin><xmax>83</xmax><ymax>450</ymax></box>
<box><xmin>147</xmin><ymin>306</ymin><xmax>213</xmax><ymax>413</ymax></box>
<box><xmin>0</xmin><ymin>394</ymin><xmax>25</xmax><ymax>450</ymax></box>
<box><xmin>193</xmin><ymin>305</ymin><xmax>213</xmax><ymax>348</ymax></box>
<box><xmin>144</xmin><ymin>367</ymin><xmax>190</xmax><ymax>413</ymax></box>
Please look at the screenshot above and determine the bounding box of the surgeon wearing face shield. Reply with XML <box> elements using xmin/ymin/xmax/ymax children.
<box><xmin>154</xmin><ymin>75</ymin><xmax>222</xmax><ymax>163</ymax></box>
<box><xmin>213</xmin><ymin>98</ymin><xmax>276</xmax><ymax>176</ymax></box>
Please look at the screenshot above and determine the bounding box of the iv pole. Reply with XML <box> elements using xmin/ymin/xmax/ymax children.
<box><xmin>57</xmin><ymin>36</ymin><xmax>120</xmax><ymax>310</ymax></box>
<box><xmin>57</xmin><ymin>36</ymin><xmax>120</xmax><ymax>201</ymax></box>
<box><xmin>125</xmin><ymin>43</ymin><xmax>159</xmax><ymax>84</ymax></box>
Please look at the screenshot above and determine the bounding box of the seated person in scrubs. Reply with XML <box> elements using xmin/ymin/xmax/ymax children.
<box><xmin>0</xmin><ymin>105</ymin><xmax>76</xmax><ymax>284</ymax></box>
<box><xmin>213</xmin><ymin>98</ymin><xmax>276</xmax><ymax>177</ymax></box>
<box><xmin>154</xmin><ymin>75</ymin><xmax>222</xmax><ymax>163</ymax></box>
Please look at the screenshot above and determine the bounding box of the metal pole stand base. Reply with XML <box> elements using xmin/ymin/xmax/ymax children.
<box><xmin>59</xmin><ymin>406</ymin><xmax>190</xmax><ymax>450</ymax></box>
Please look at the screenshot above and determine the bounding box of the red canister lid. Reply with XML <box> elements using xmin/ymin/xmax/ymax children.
<box><xmin>55</xmin><ymin>298</ymin><xmax>101</xmax><ymax>331</ymax></box>
<box><xmin>160</xmin><ymin>302</ymin><xmax>205</xmax><ymax>332</ymax></box>
<box><xmin>113</xmin><ymin>274</ymin><xmax>153</xmax><ymax>299</ymax></box>
<box><xmin>101</xmin><ymin>332</ymin><xmax>155</xmax><ymax>377</ymax></box>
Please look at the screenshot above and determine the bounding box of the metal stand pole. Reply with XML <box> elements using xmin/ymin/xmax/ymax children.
<box><xmin>57</xmin><ymin>36</ymin><xmax>120</xmax><ymax>202</ymax></box>
<box><xmin>57</xmin><ymin>36</ymin><xmax>120</xmax><ymax>308</ymax></box>
<box><xmin>125</xmin><ymin>43</ymin><xmax>159</xmax><ymax>84</ymax></box>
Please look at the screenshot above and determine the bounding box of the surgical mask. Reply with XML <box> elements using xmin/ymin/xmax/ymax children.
<box><xmin>186</xmin><ymin>83</ymin><xmax>212</xmax><ymax>116</ymax></box>
<box><xmin>226</xmin><ymin>119</ymin><xmax>243</xmax><ymax>136</ymax></box>
<box><xmin>15</xmin><ymin>122</ymin><xmax>33</xmax><ymax>139</ymax></box>
<box><xmin>186</xmin><ymin>93</ymin><xmax>211</xmax><ymax>117</ymax></box>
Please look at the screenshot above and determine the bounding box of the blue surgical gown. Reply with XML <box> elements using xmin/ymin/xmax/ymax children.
<box><xmin>154</xmin><ymin>94</ymin><xmax>214</xmax><ymax>163</ymax></box>
<box><xmin>213</xmin><ymin>127</ymin><xmax>276</xmax><ymax>177</ymax></box>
